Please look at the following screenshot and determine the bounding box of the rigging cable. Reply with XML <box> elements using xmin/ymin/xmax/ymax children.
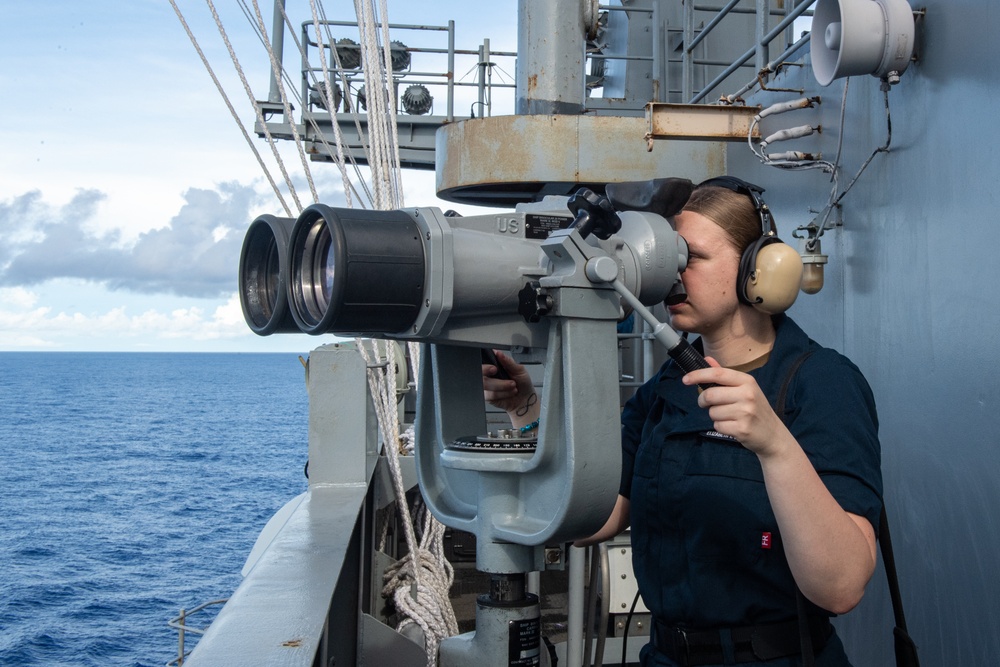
<box><xmin>349</xmin><ymin>1</ymin><xmax>457</xmax><ymax>658</ymax></box>
<box><xmin>377</xmin><ymin>0</ymin><xmax>405</xmax><ymax>206</ymax></box>
<box><xmin>348</xmin><ymin>4</ymin><xmax>456</xmax><ymax>659</ymax></box>
<box><xmin>247</xmin><ymin>0</ymin><xmax>319</xmax><ymax>204</ymax></box>
<box><xmin>178</xmin><ymin>2</ymin><xmax>456</xmax><ymax>657</ymax></box>
<box><xmin>314</xmin><ymin>0</ymin><xmax>382</xmax><ymax>205</ymax></box>
<box><xmin>355</xmin><ymin>0</ymin><xmax>388</xmax><ymax>207</ymax></box>
<box><xmin>203</xmin><ymin>0</ymin><xmax>304</xmax><ymax>212</ymax></box>
<box><xmin>275</xmin><ymin>0</ymin><xmax>375</xmax><ymax>207</ymax></box>
<box><xmin>307</xmin><ymin>0</ymin><xmax>358</xmax><ymax>208</ymax></box>
<box><xmin>168</xmin><ymin>0</ymin><xmax>293</xmax><ymax>216</ymax></box>
<box><xmin>232</xmin><ymin>0</ymin><xmax>372</xmax><ymax>208</ymax></box>
<box><xmin>353</xmin><ymin>0</ymin><xmax>404</xmax><ymax>209</ymax></box>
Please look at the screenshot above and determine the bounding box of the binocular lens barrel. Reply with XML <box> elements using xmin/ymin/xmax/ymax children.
<box><xmin>287</xmin><ymin>205</ymin><xmax>426</xmax><ymax>335</ymax></box>
<box><xmin>240</xmin><ymin>199</ymin><xmax>686</xmax><ymax>340</ymax></box>
<box><xmin>238</xmin><ymin>215</ymin><xmax>300</xmax><ymax>335</ymax></box>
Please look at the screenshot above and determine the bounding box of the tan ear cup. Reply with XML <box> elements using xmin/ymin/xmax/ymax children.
<box><xmin>744</xmin><ymin>242</ymin><xmax>804</xmax><ymax>314</ymax></box>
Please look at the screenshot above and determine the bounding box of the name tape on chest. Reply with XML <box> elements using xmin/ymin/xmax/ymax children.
<box><xmin>700</xmin><ymin>429</ymin><xmax>742</xmax><ymax>445</ymax></box>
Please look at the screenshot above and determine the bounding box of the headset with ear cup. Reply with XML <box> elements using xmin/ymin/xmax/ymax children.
<box><xmin>696</xmin><ymin>176</ymin><xmax>803</xmax><ymax>314</ymax></box>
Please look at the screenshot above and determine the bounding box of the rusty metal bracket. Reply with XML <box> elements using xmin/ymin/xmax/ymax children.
<box><xmin>645</xmin><ymin>103</ymin><xmax>761</xmax><ymax>146</ymax></box>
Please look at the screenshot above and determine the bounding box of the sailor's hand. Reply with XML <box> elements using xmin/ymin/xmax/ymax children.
<box><xmin>483</xmin><ymin>350</ymin><xmax>539</xmax><ymax>422</ymax></box>
<box><xmin>682</xmin><ymin>357</ymin><xmax>789</xmax><ymax>458</ymax></box>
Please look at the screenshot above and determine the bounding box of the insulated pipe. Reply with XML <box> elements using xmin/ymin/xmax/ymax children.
<box><xmin>584</xmin><ymin>546</ymin><xmax>599</xmax><ymax>667</ymax></box>
<box><xmin>516</xmin><ymin>0</ymin><xmax>586</xmax><ymax>114</ymax></box>
<box><xmin>567</xmin><ymin>545</ymin><xmax>586</xmax><ymax>667</ymax></box>
<box><xmin>527</xmin><ymin>570</ymin><xmax>540</xmax><ymax>597</ymax></box>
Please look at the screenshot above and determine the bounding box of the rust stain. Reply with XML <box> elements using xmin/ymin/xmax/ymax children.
<box><xmin>527</xmin><ymin>73</ymin><xmax>538</xmax><ymax>95</ymax></box>
<box><xmin>281</xmin><ymin>638</ymin><xmax>303</xmax><ymax>648</ymax></box>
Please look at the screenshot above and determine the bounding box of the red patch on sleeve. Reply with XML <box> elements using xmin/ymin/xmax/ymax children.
<box><xmin>761</xmin><ymin>532</ymin><xmax>772</xmax><ymax>549</ymax></box>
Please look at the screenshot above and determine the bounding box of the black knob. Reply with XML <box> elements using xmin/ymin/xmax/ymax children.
<box><xmin>518</xmin><ymin>281</ymin><xmax>551</xmax><ymax>323</ymax></box>
<box><xmin>567</xmin><ymin>188</ymin><xmax>621</xmax><ymax>240</ymax></box>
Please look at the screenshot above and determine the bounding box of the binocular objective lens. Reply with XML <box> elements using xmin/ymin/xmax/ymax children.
<box><xmin>238</xmin><ymin>214</ymin><xmax>299</xmax><ymax>335</ymax></box>
<box><xmin>322</xmin><ymin>237</ymin><xmax>336</xmax><ymax>306</ymax></box>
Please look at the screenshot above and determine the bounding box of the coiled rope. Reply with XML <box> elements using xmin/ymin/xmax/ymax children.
<box><xmin>346</xmin><ymin>2</ymin><xmax>456</xmax><ymax>658</ymax></box>
<box><xmin>358</xmin><ymin>340</ymin><xmax>458</xmax><ymax>667</ymax></box>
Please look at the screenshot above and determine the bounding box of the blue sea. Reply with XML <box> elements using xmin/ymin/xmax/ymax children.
<box><xmin>0</xmin><ymin>352</ymin><xmax>311</xmax><ymax>666</ymax></box>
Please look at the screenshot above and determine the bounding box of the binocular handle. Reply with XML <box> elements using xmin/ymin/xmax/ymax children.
<box><xmin>666</xmin><ymin>336</ymin><xmax>713</xmax><ymax>375</ymax></box>
<box><xmin>607</xmin><ymin>277</ymin><xmax>715</xmax><ymax>388</ymax></box>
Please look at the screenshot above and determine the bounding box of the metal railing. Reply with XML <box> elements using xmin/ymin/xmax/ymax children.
<box><xmin>683</xmin><ymin>0</ymin><xmax>817</xmax><ymax>104</ymax></box>
<box><xmin>166</xmin><ymin>598</ymin><xmax>228</xmax><ymax>667</ymax></box>
<box><xmin>298</xmin><ymin>20</ymin><xmax>516</xmax><ymax>122</ymax></box>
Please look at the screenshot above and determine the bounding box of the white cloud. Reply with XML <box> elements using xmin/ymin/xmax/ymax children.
<box><xmin>0</xmin><ymin>183</ymin><xmax>270</xmax><ymax>298</ymax></box>
<box><xmin>0</xmin><ymin>291</ymin><xmax>263</xmax><ymax>350</ymax></box>
<box><xmin>0</xmin><ymin>0</ymin><xmax>518</xmax><ymax>352</ymax></box>
<box><xmin>0</xmin><ymin>287</ymin><xmax>39</xmax><ymax>309</ymax></box>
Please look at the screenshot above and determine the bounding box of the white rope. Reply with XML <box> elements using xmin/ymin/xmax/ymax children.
<box><xmin>315</xmin><ymin>1</ymin><xmax>384</xmax><ymax>207</ymax></box>
<box><xmin>354</xmin><ymin>0</ymin><xmax>404</xmax><ymax>209</ymax></box>
<box><xmin>168</xmin><ymin>0</ymin><xmax>293</xmax><ymax>216</ymax></box>
<box><xmin>357</xmin><ymin>340</ymin><xmax>458</xmax><ymax>667</ymax></box>
<box><xmin>207</xmin><ymin>0</ymin><xmax>367</xmax><ymax>208</ymax></box>
<box><xmin>381</xmin><ymin>503</ymin><xmax>458</xmax><ymax>662</ymax></box>
<box><xmin>275</xmin><ymin>0</ymin><xmax>375</xmax><ymax>207</ymax></box>
<box><xmin>345</xmin><ymin>9</ymin><xmax>455</xmax><ymax>657</ymax></box>
<box><xmin>314</xmin><ymin>0</ymin><xmax>382</xmax><ymax>206</ymax></box>
<box><xmin>378</xmin><ymin>0</ymin><xmax>405</xmax><ymax>206</ymax></box>
<box><xmin>248</xmin><ymin>0</ymin><xmax>319</xmax><ymax>204</ymax></box>
<box><xmin>407</xmin><ymin>342</ymin><xmax>422</xmax><ymax>393</ymax></box>
<box><xmin>343</xmin><ymin>14</ymin><xmax>458</xmax><ymax>656</ymax></box>
<box><xmin>308</xmin><ymin>0</ymin><xmax>356</xmax><ymax>208</ymax></box>
<box><xmin>354</xmin><ymin>0</ymin><xmax>388</xmax><ymax>207</ymax></box>
<box><xmin>204</xmin><ymin>0</ymin><xmax>304</xmax><ymax>212</ymax></box>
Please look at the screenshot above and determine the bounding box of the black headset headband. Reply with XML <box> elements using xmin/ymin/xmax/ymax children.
<box><xmin>697</xmin><ymin>176</ymin><xmax>776</xmax><ymax>238</ymax></box>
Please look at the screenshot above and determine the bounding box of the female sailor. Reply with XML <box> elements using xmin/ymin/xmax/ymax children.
<box><xmin>484</xmin><ymin>177</ymin><xmax>882</xmax><ymax>666</ymax></box>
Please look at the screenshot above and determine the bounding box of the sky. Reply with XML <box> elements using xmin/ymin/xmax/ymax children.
<box><xmin>0</xmin><ymin>0</ymin><xmax>518</xmax><ymax>353</ymax></box>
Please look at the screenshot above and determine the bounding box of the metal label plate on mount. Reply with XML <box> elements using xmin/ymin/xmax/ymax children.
<box><xmin>508</xmin><ymin>617</ymin><xmax>541</xmax><ymax>666</ymax></box>
<box><xmin>524</xmin><ymin>214</ymin><xmax>573</xmax><ymax>240</ymax></box>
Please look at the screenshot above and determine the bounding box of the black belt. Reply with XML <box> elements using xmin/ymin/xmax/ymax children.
<box><xmin>652</xmin><ymin>616</ymin><xmax>832</xmax><ymax>666</ymax></box>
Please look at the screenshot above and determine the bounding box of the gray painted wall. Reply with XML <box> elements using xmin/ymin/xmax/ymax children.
<box><xmin>718</xmin><ymin>2</ymin><xmax>1000</xmax><ymax>663</ymax></box>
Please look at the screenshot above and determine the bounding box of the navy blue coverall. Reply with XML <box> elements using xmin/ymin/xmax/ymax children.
<box><xmin>620</xmin><ymin>315</ymin><xmax>883</xmax><ymax>666</ymax></box>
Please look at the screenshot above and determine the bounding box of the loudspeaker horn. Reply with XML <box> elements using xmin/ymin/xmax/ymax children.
<box><xmin>810</xmin><ymin>0</ymin><xmax>915</xmax><ymax>86</ymax></box>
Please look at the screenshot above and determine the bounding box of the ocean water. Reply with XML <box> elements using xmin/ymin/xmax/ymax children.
<box><xmin>0</xmin><ymin>352</ymin><xmax>311</xmax><ymax>666</ymax></box>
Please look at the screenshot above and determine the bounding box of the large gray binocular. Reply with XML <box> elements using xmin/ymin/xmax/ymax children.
<box><xmin>240</xmin><ymin>180</ymin><xmax>705</xmax><ymax>565</ymax></box>
<box><xmin>238</xmin><ymin>180</ymin><xmax>694</xmax><ymax>349</ymax></box>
